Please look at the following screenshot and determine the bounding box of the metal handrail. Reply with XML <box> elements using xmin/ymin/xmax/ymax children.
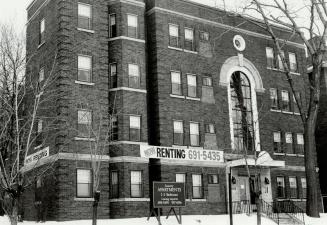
<box><xmin>261</xmin><ymin>199</ymin><xmax>280</xmax><ymax>225</ymax></box>
<box><xmin>274</xmin><ymin>200</ymin><xmax>305</xmax><ymax>225</ymax></box>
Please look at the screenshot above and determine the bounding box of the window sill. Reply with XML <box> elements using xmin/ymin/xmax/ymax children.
<box><xmin>38</xmin><ymin>42</ymin><xmax>45</xmax><ymax>49</ymax></box>
<box><xmin>109</xmin><ymin>87</ymin><xmax>147</xmax><ymax>93</ymax></box>
<box><xmin>170</xmin><ymin>94</ymin><xmax>185</xmax><ymax>99</ymax></box>
<box><xmin>34</xmin><ymin>145</ymin><xmax>43</xmax><ymax>150</ymax></box>
<box><xmin>294</xmin><ymin>112</ymin><xmax>301</xmax><ymax>116</ymax></box>
<box><xmin>270</xmin><ymin>109</ymin><xmax>281</xmax><ymax>112</ymax></box>
<box><xmin>186</xmin><ymin>96</ymin><xmax>200</xmax><ymax>101</ymax></box>
<box><xmin>188</xmin><ymin>146</ymin><xmax>203</xmax><ymax>150</ymax></box>
<box><xmin>273</xmin><ymin>153</ymin><xmax>285</xmax><ymax>156</ymax></box>
<box><xmin>184</xmin><ymin>49</ymin><xmax>198</xmax><ymax>54</ymax></box>
<box><xmin>282</xmin><ymin>111</ymin><xmax>293</xmax><ymax>115</ymax></box>
<box><xmin>290</xmin><ymin>72</ymin><xmax>301</xmax><ymax>76</ymax></box>
<box><xmin>74</xmin><ymin>137</ymin><xmax>96</xmax><ymax>141</ymax></box>
<box><xmin>276</xmin><ymin>198</ymin><xmax>306</xmax><ymax>202</ymax></box>
<box><xmin>168</xmin><ymin>46</ymin><xmax>183</xmax><ymax>51</ymax></box>
<box><xmin>186</xmin><ymin>198</ymin><xmax>207</xmax><ymax>202</ymax></box>
<box><xmin>77</xmin><ymin>28</ymin><xmax>95</xmax><ymax>33</ymax></box>
<box><xmin>75</xmin><ymin>80</ymin><xmax>95</xmax><ymax>86</ymax></box>
<box><xmin>74</xmin><ymin>198</ymin><xmax>94</xmax><ymax>201</ymax></box>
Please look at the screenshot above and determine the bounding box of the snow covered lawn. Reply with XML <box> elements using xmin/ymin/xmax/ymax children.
<box><xmin>1</xmin><ymin>214</ymin><xmax>327</xmax><ymax>225</ymax></box>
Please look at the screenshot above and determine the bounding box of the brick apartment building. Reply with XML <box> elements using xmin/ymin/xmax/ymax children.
<box><xmin>22</xmin><ymin>0</ymin><xmax>322</xmax><ymax>221</ymax></box>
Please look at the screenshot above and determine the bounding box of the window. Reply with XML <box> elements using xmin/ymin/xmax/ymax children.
<box><xmin>230</xmin><ymin>71</ymin><xmax>254</xmax><ymax>152</ymax></box>
<box><xmin>289</xmin><ymin>52</ymin><xmax>297</xmax><ymax>72</ymax></box>
<box><xmin>78</xmin><ymin>55</ymin><xmax>92</xmax><ymax>82</ymax></box>
<box><xmin>293</xmin><ymin>92</ymin><xmax>301</xmax><ymax>113</ymax></box>
<box><xmin>192</xmin><ymin>174</ymin><xmax>203</xmax><ymax>199</ymax></box>
<box><xmin>171</xmin><ymin>71</ymin><xmax>182</xmax><ymax>95</ymax></box>
<box><xmin>128</xmin><ymin>64</ymin><xmax>140</xmax><ymax>88</ymax></box>
<box><xmin>187</xmin><ymin>74</ymin><xmax>197</xmax><ymax>97</ymax></box>
<box><xmin>281</xmin><ymin>90</ymin><xmax>291</xmax><ymax>112</ymax></box>
<box><xmin>200</xmin><ymin>31</ymin><xmax>209</xmax><ymax>41</ymax></box>
<box><xmin>35</xmin><ymin>177</ymin><xmax>42</xmax><ymax>202</ymax></box>
<box><xmin>169</xmin><ymin>24</ymin><xmax>179</xmax><ymax>48</ymax></box>
<box><xmin>173</xmin><ymin>121</ymin><xmax>184</xmax><ymax>146</ymax></box>
<box><xmin>110</xmin><ymin>63</ymin><xmax>117</xmax><ymax>88</ymax></box>
<box><xmin>277</xmin><ymin>51</ymin><xmax>285</xmax><ymax>70</ymax></box>
<box><xmin>78</xmin><ymin>3</ymin><xmax>92</xmax><ymax>30</ymax></box>
<box><xmin>129</xmin><ymin>115</ymin><xmax>141</xmax><ymax>141</ymax></box>
<box><xmin>109</xmin><ymin>14</ymin><xmax>117</xmax><ymax>38</ymax></box>
<box><xmin>289</xmin><ymin>177</ymin><xmax>298</xmax><ymax>198</ymax></box>
<box><xmin>127</xmin><ymin>14</ymin><xmax>138</xmax><ymax>38</ymax></box>
<box><xmin>202</xmin><ymin>77</ymin><xmax>212</xmax><ymax>87</ymax></box>
<box><xmin>130</xmin><ymin>171</ymin><xmax>142</xmax><ymax>197</ymax></box>
<box><xmin>273</xmin><ymin>131</ymin><xmax>282</xmax><ymax>153</ymax></box>
<box><xmin>110</xmin><ymin>115</ymin><xmax>118</xmax><ymax>141</ymax></box>
<box><xmin>301</xmin><ymin>177</ymin><xmax>307</xmax><ymax>198</ymax></box>
<box><xmin>190</xmin><ymin>122</ymin><xmax>199</xmax><ymax>146</ymax></box>
<box><xmin>285</xmin><ymin>132</ymin><xmax>294</xmax><ymax>154</ymax></box>
<box><xmin>266</xmin><ymin>47</ymin><xmax>274</xmax><ymax>68</ymax></box>
<box><xmin>208</xmin><ymin>174</ymin><xmax>218</xmax><ymax>184</ymax></box>
<box><xmin>37</xmin><ymin>119</ymin><xmax>43</xmax><ymax>134</ymax></box>
<box><xmin>176</xmin><ymin>173</ymin><xmax>186</xmax><ymax>183</ymax></box>
<box><xmin>39</xmin><ymin>67</ymin><xmax>44</xmax><ymax>82</ymax></box>
<box><xmin>76</xmin><ymin>169</ymin><xmax>93</xmax><ymax>198</ymax></box>
<box><xmin>111</xmin><ymin>171</ymin><xmax>118</xmax><ymax>198</ymax></box>
<box><xmin>205</xmin><ymin>124</ymin><xmax>215</xmax><ymax>134</ymax></box>
<box><xmin>39</xmin><ymin>18</ymin><xmax>45</xmax><ymax>44</ymax></box>
<box><xmin>276</xmin><ymin>176</ymin><xmax>285</xmax><ymax>198</ymax></box>
<box><xmin>270</xmin><ymin>88</ymin><xmax>279</xmax><ymax>110</ymax></box>
<box><xmin>184</xmin><ymin>28</ymin><xmax>194</xmax><ymax>51</ymax></box>
<box><xmin>296</xmin><ymin>133</ymin><xmax>304</xmax><ymax>155</ymax></box>
<box><xmin>77</xmin><ymin>109</ymin><xmax>92</xmax><ymax>137</ymax></box>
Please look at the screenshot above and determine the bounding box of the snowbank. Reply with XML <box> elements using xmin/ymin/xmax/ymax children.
<box><xmin>0</xmin><ymin>214</ymin><xmax>326</xmax><ymax>225</ymax></box>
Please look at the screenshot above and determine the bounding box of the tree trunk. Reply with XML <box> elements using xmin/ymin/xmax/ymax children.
<box><xmin>304</xmin><ymin>121</ymin><xmax>320</xmax><ymax>217</ymax></box>
<box><xmin>256</xmin><ymin>196</ymin><xmax>261</xmax><ymax>225</ymax></box>
<box><xmin>92</xmin><ymin>191</ymin><xmax>100</xmax><ymax>225</ymax></box>
<box><xmin>9</xmin><ymin>198</ymin><xmax>18</xmax><ymax>225</ymax></box>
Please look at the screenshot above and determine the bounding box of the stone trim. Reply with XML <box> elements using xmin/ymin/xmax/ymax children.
<box><xmin>110</xmin><ymin>156</ymin><xmax>149</xmax><ymax>164</ymax></box>
<box><xmin>109</xmin><ymin>198</ymin><xmax>150</xmax><ymax>202</ymax></box>
<box><xmin>109</xmin><ymin>87</ymin><xmax>147</xmax><ymax>93</ymax></box>
<box><xmin>109</xmin><ymin>36</ymin><xmax>146</xmax><ymax>43</ymax></box>
<box><xmin>109</xmin><ymin>141</ymin><xmax>148</xmax><ymax>145</ymax></box>
<box><xmin>27</xmin><ymin>0</ymin><xmax>51</xmax><ymax>25</ymax></box>
<box><xmin>272</xmin><ymin>166</ymin><xmax>305</xmax><ymax>171</ymax></box>
<box><xmin>108</xmin><ymin>0</ymin><xmax>145</xmax><ymax>7</ymax></box>
<box><xmin>147</xmin><ymin>7</ymin><xmax>305</xmax><ymax>49</ymax></box>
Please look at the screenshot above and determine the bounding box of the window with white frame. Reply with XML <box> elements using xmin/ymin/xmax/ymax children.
<box><xmin>289</xmin><ymin>177</ymin><xmax>298</xmax><ymax>198</ymax></box>
<box><xmin>190</xmin><ymin>122</ymin><xmax>199</xmax><ymax>146</ymax></box>
<box><xmin>39</xmin><ymin>67</ymin><xmax>44</xmax><ymax>82</ymax></box>
<box><xmin>110</xmin><ymin>171</ymin><xmax>118</xmax><ymax>198</ymax></box>
<box><xmin>110</xmin><ymin>63</ymin><xmax>117</xmax><ymax>88</ymax></box>
<box><xmin>281</xmin><ymin>90</ymin><xmax>291</xmax><ymax>111</ymax></box>
<box><xmin>128</xmin><ymin>64</ymin><xmax>140</xmax><ymax>88</ymax></box>
<box><xmin>277</xmin><ymin>51</ymin><xmax>285</xmax><ymax>70</ymax></box>
<box><xmin>270</xmin><ymin>88</ymin><xmax>279</xmax><ymax>110</ymax></box>
<box><xmin>205</xmin><ymin>124</ymin><xmax>215</xmax><ymax>134</ymax></box>
<box><xmin>76</xmin><ymin>169</ymin><xmax>93</xmax><ymax>198</ymax></box>
<box><xmin>184</xmin><ymin>28</ymin><xmax>194</xmax><ymax>51</ymax></box>
<box><xmin>109</xmin><ymin>14</ymin><xmax>117</xmax><ymax>38</ymax></box>
<box><xmin>285</xmin><ymin>132</ymin><xmax>294</xmax><ymax>154</ymax></box>
<box><xmin>192</xmin><ymin>174</ymin><xmax>203</xmax><ymax>199</ymax></box>
<box><xmin>266</xmin><ymin>47</ymin><xmax>274</xmax><ymax>68</ymax></box>
<box><xmin>187</xmin><ymin>74</ymin><xmax>197</xmax><ymax>97</ymax></box>
<box><xmin>273</xmin><ymin>131</ymin><xmax>282</xmax><ymax>153</ymax></box>
<box><xmin>78</xmin><ymin>55</ymin><xmax>92</xmax><ymax>82</ymax></box>
<box><xmin>208</xmin><ymin>174</ymin><xmax>218</xmax><ymax>184</ymax></box>
<box><xmin>200</xmin><ymin>31</ymin><xmax>209</xmax><ymax>41</ymax></box>
<box><xmin>169</xmin><ymin>24</ymin><xmax>179</xmax><ymax>48</ymax></box>
<box><xmin>277</xmin><ymin>176</ymin><xmax>285</xmax><ymax>198</ymax></box>
<box><xmin>176</xmin><ymin>173</ymin><xmax>186</xmax><ymax>183</ymax></box>
<box><xmin>301</xmin><ymin>177</ymin><xmax>307</xmax><ymax>198</ymax></box>
<box><xmin>129</xmin><ymin>115</ymin><xmax>141</xmax><ymax>141</ymax></box>
<box><xmin>77</xmin><ymin>109</ymin><xmax>92</xmax><ymax>137</ymax></box>
<box><xmin>289</xmin><ymin>52</ymin><xmax>297</xmax><ymax>72</ymax></box>
<box><xmin>296</xmin><ymin>133</ymin><xmax>304</xmax><ymax>155</ymax></box>
<box><xmin>78</xmin><ymin>3</ymin><xmax>92</xmax><ymax>30</ymax></box>
<box><xmin>39</xmin><ymin>18</ymin><xmax>45</xmax><ymax>44</ymax></box>
<box><xmin>110</xmin><ymin>115</ymin><xmax>118</xmax><ymax>141</ymax></box>
<box><xmin>127</xmin><ymin>14</ymin><xmax>138</xmax><ymax>38</ymax></box>
<box><xmin>171</xmin><ymin>71</ymin><xmax>182</xmax><ymax>95</ymax></box>
<box><xmin>173</xmin><ymin>120</ymin><xmax>184</xmax><ymax>146</ymax></box>
<box><xmin>202</xmin><ymin>77</ymin><xmax>212</xmax><ymax>87</ymax></box>
<box><xmin>130</xmin><ymin>171</ymin><xmax>142</xmax><ymax>197</ymax></box>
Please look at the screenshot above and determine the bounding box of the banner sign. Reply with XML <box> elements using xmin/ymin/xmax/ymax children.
<box><xmin>140</xmin><ymin>145</ymin><xmax>224</xmax><ymax>163</ymax></box>
<box><xmin>153</xmin><ymin>182</ymin><xmax>185</xmax><ymax>208</ymax></box>
<box><xmin>25</xmin><ymin>147</ymin><xmax>49</xmax><ymax>165</ymax></box>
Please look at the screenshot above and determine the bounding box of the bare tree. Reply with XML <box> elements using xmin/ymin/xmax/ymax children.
<box><xmin>0</xmin><ymin>23</ymin><xmax>58</xmax><ymax>225</ymax></box>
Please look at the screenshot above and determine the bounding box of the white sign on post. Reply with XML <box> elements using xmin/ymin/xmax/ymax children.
<box><xmin>140</xmin><ymin>145</ymin><xmax>224</xmax><ymax>163</ymax></box>
<box><xmin>25</xmin><ymin>147</ymin><xmax>49</xmax><ymax>165</ymax></box>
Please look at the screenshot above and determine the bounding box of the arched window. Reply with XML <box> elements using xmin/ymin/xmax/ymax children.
<box><xmin>230</xmin><ymin>71</ymin><xmax>254</xmax><ymax>152</ymax></box>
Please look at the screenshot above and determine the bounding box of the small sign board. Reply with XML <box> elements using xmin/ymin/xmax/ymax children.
<box><xmin>24</xmin><ymin>146</ymin><xmax>49</xmax><ymax>165</ymax></box>
<box><xmin>153</xmin><ymin>182</ymin><xmax>186</xmax><ymax>208</ymax></box>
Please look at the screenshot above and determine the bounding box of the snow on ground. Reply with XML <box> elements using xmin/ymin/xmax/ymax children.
<box><xmin>0</xmin><ymin>214</ymin><xmax>327</xmax><ymax>225</ymax></box>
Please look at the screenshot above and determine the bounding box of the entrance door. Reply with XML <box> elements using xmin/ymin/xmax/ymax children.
<box><xmin>239</xmin><ymin>176</ymin><xmax>249</xmax><ymax>202</ymax></box>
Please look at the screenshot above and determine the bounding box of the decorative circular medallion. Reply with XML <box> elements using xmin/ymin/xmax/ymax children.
<box><xmin>233</xmin><ymin>35</ymin><xmax>246</xmax><ymax>51</ymax></box>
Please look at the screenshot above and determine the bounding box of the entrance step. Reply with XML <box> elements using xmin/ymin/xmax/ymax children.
<box><xmin>278</xmin><ymin>213</ymin><xmax>304</xmax><ymax>225</ymax></box>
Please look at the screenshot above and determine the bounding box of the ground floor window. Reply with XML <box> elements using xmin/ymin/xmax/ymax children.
<box><xmin>289</xmin><ymin>177</ymin><xmax>298</xmax><ymax>198</ymax></box>
<box><xmin>111</xmin><ymin>171</ymin><xmax>119</xmax><ymax>198</ymax></box>
<box><xmin>76</xmin><ymin>169</ymin><xmax>93</xmax><ymax>198</ymax></box>
<box><xmin>301</xmin><ymin>177</ymin><xmax>307</xmax><ymax>198</ymax></box>
<box><xmin>131</xmin><ymin>171</ymin><xmax>143</xmax><ymax>197</ymax></box>
<box><xmin>276</xmin><ymin>176</ymin><xmax>285</xmax><ymax>198</ymax></box>
<box><xmin>192</xmin><ymin>174</ymin><xmax>203</xmax><ymax>199</ymax></box>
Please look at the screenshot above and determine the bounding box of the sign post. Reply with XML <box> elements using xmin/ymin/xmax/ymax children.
<box><xmin>147</xmin><ymin>182</ymin><xmax>185</xmax><ymax>225</ymax></box>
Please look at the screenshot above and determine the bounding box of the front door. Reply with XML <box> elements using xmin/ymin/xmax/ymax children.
<box><xmin>239</xmin><ymin>176</ymin><xmax>250</xmax><ymax>202</ymax></box>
